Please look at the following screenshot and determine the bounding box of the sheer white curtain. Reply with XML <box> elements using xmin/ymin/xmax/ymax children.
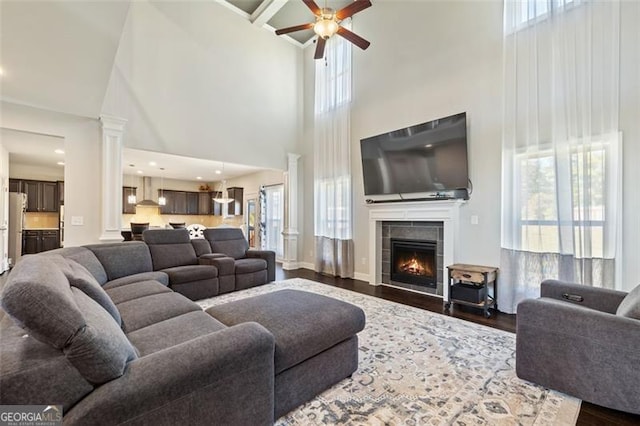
<box><xmin>314</xmin><ymin>27</ymin><xmax>354</xmax><ymax>278</ymax></box>
<box><xmin>264</xmin><ymin>184</ymin><xmax>284</xmax><ymax>258</ymax></box>
<box><xmin>501</xmin><ymin>0</ymin><xmax>622</xmax><ymax>313</ymax></box>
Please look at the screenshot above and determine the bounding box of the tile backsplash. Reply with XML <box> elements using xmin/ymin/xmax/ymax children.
<box><xmin>25</xmin><ymin>212</ymin><xmax>59</xmax><ymax>229</ymax></box>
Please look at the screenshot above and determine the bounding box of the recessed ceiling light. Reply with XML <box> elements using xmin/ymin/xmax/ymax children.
<box><xmin>196</xmin><ymin>176</ymin><xmax>202</xmax><ymax>180</ymax></box>
<box><xmin>215</xmin><ymin>170</ymin><xmax>222</xmax><ymax>175</ymax></box>
<box><xmin>57</xmin><ymin>161</ymin><xmax>65</xmax><ymax>166</ymax></box>
<box><xmin>137</xmin><ymin>170</ymin><xmax>143</xmax><ymax>174</ymax></box>
<box><xmin>54</xmin><ymin>149</ymin><xmax>64</xmax><ymax>154</ymax></box>
<box><xmin>148</xmin><ymin>161</ymin><xmax>157</xmax><ymax>166</ymax></box>
<box><xmin>424</xmin><ymin>144</ymin><xmax>433</xmax><ymax>148</ymax></box>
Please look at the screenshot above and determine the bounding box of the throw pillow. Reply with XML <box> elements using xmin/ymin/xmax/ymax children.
<box><xmin>64</xmin><ymin>288</ymin><xmax>137</xmax><ymax>385</ymax></box>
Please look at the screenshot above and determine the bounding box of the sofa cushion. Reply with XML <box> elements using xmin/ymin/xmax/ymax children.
<box><xmin>46</xmin><ymin>255</ymin><xmax>122</xmax><ymax>326</ymax></box>
<box><xmin>105</xmin><ymin>280</ymin><xmax>172</xmax><ymax>305</ymax></box>
<box><xmin>204</xmin><ymin>228</ymin><xmax>248</xmax><ymax>260</ymax></box>
<box><xmin>0</xmin><ymin>314</ymin><xmax>94</xmax><ymax>412</ymax></box>
<box><xmin>235</xmin><ymin>258</ymin><xmax>267</xmax><ymax>275</ymax></box>
<box><xmin>162</xmin><ymin>265</ymin><xmax>218</xmax><ymax>285</ymax></box>
<box><xmin>127</xmin><ymin>311</ymin><xmax>227</xmax><ymax>356</ymax></box>
<box><xmin>86</xmin><ymin>242</ymin><xmax>153</xmax><ymax>281</ymax></box>
<box><xmin>206</xmin><ymin>290</ymin><xmax>366</xmax><ymax>374</ymax></box>
<box><xmin>103</xmin><ymin>271</ymin><xmax>169</xmax><ymax>289</ymax></box>
<box><xmin>1</xmin><ymin>256</ymin><xmax>85</xmax><ymax>349</ymax></box>
<box><xmin>65</xmin><ymin>289</ymin><xmax>137</xmax><ymax>384</ymax></box>
<box><xmin>149</xmin><ymin>244</ymin><xmax>198</xmax><ymax>270</ymax></box>
<box><xmin>191</xmin><ymin>238</ymin><xmax>212</xmax><ymax>256</ymax></box>
<box><xmin>46</xmin><ymin>246</ymin><xmax>108</xmax><ymax>285</ymax></box>
<box><xmin>617</xmin><ymin>284</ymin><xmax>640</xmax><ymax>319</ymax></box>
<box><xmin>117</xmin><ymin>292</ymin><xmax>201</xmax><ymax>332</ymax></box>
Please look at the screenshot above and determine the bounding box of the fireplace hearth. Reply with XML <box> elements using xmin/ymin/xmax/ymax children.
<box><xmin>391</xmin><ymin>239</ymin><xmax>437</xmax><ymax>288</ymax></box>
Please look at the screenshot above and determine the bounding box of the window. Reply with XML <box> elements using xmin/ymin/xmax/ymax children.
<box><xmin>505</xmin><ymin>0</ymin><xmax>580</xmax><ymax>33</ymax></box>
<box><xmin>514</xmin><ymin>136</ymin><xmax>616</xmax><ymax>258</ymax></box>
<box><xmin>264</xmin><ymin>184</ymin><xmax>284</xmax><ymax>258</ymax></box>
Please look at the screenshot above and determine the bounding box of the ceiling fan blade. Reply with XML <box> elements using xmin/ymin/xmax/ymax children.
<box><xmin>335</xmin><ymin>0</ymin><xmax>372</xmax><ymax>20</ymax></box>
<box><xmin>314</xmin><ymin>37</ymin><xmax>327</xmax><ymax>59</ymax></box>
<box><xmin>337</xmin><ymin>26</ymin><xmax>371</xmax><ymax>50</ymax></box>
<box><xmin>303</xmin><ymin>0</ymin><xmax>322</xmax><ymax>16</ymax></box>
<box><xmin>275</xmin><ymin>22</ymin><xmax>314</xmax><ymax>36</ymax></box>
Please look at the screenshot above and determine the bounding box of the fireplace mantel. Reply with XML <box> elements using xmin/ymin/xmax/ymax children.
<box><xmin>366</xmin><ymin>199</ymin><xmax>465</xmax><ymax>299</ymax></box>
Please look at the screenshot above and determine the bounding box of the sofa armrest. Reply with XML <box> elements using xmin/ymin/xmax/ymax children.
<box><xmin>199</xmin><ymin>255</ymin><xmax>235</xmax><ymax>276</ymax></box>
<box><xmin>246</xmin><ymin>250</ymin><xmax>276</xmax><ymax>282</ymax></box>
<box><xmin>516</xmin><ymin>298</ymin><xmax>640</xmax><ymax>413</ymax></box>
<box><xmin>540</xmin><ymin>279</ymin><xmax>627</xmax><ymax>313</ymax></box>
<box><xmin>64</xmin><ymin>322</ymin><xmax>275</xmax><ymax>426</ymax></box>
<box><xmin>198</xmin><ymin>253</ymin><xmax>229</xmax><ymax>262</ymax></box>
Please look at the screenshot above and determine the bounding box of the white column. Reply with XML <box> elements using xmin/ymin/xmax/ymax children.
<box><xmin>99</xmin><ymin>115</ymin><xmax>127</xmax><ymax>242</ymax></box>
<box><xmin>282</xmin><ymin>153</ymin><xmax>301</xmax><ymax>270</ymax></box>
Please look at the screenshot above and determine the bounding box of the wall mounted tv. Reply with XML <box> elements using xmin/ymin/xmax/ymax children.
<box><xmin>360</xmin><ymin>112</ymin><xmax>469</xmax><ymax>199</ymax></box>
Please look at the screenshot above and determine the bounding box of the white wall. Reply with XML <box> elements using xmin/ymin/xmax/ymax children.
<box><xmin>0</xmin><ymin>102</ymin><xmax>102</xmax><ymax>246</ymax></box>
<box><xmin>9</xmin><ymin>163</ymin><xmax>64</xmax><ymax>182</ymax></box>
<box><xmin>301</xmin><ymin>1</ymin><xmax>505</xmax><ymax>278</ymax></box>
<box><xmin>300</xmin><ymin>0</ymin><xmax>640</xmax><ymax>292</ymax></box>
<box><xmin>102</xmin><ymin>1</ymin><xmax>302</xmax><ymax>171</ymax></box>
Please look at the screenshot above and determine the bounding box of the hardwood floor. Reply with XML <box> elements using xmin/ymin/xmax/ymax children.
<box><xmin>279</xmin><ymin>267</ymin><xmax>640</xmax><ymax>426</ymax></box>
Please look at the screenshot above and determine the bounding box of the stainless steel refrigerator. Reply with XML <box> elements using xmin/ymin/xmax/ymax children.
<box><xmin>8</xmin><ymin>192</ymin><xmax>26</xmax><ymax>266</ymax></box>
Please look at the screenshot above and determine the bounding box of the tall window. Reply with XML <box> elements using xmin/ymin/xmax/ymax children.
<box><xmin>264</xmin><ymin>184</ymin><xmax>284</xmax><ymax>258</ymax></box>
<box><xmin>501</xmin><ymin>0</ymin><xmax>621</xmax><ymax>313</ymax></box>
<box><xmin>313</xmin><ymin>21</ymin><xmax>354</xmax><ymax>278</ymax></box>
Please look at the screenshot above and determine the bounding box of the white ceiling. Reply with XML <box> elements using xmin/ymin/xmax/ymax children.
<box><xmin>1</xmin><ymin>128</ymin><xmax>65</xmax><ymax>169</ymax></box>
<box><xmin>0</xmin><ymin>0</ymin><xmax>366</xmax><ymax>179</ymax></box>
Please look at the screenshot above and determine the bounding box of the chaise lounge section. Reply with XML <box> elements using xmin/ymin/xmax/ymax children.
<box><xmin>0</xmin><ymin>237</ymin><xmax>366</xmax><ymax>424</ymax></box>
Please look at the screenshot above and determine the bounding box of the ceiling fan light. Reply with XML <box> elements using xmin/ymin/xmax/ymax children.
<box><xmin>314</xmin><ymin>19</ymin><xmax>338</xmax><ymax>39</ymax></box>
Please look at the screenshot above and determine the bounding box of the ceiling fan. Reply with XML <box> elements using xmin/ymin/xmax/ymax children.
<box><xmin>275</xmin><ymin>0</ymin><xmax>372</xmax><ymax>60</ymax></box>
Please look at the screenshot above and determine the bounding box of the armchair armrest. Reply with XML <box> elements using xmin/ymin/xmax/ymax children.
<box><xmin>540</xmin><ymin>279</ymin><xmax>627</xmax><ymax>313</ymax></box>
<box><xmin>64</xmin><ymin>322</ymin><xmax>276</xmax><ymax>426</ymax></box>
<box><xmin>246</xmin><ymin>250</ymin><xmax>276</xmax><ymax>282</ymax></box>
<box><xmin>516</xmin><ymin>298</ymin><xmax>640</xmax><ymax>413</ymax></box>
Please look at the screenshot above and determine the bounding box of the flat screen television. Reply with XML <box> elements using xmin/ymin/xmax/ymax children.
<box><xmin>360</xmin><ymin>112</ymin><xmax>469</xmax><ymax>198</ymax></box>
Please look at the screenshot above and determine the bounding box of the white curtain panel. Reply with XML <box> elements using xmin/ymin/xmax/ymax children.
<box><xmin>313</xmin><ymin>26</ymin><xmax>354</xmax><ymax>278</ymax></box>
<box><xmin>264</xmin><ymin>185</ymin><xmax>284</xmax><ymax>258</ymax></box>
<box><xmin>501</xmin><ymin>0</ymin><xmax>621</xmax><ymax>313</ymax></box>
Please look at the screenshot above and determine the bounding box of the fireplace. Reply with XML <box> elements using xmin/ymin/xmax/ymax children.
<box><xmin>390</xmin><ymin>239</ymin><xmax>437</xmax><ymax>288</ymax></box>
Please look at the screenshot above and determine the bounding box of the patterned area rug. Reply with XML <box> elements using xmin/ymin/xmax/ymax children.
<box><xmin>197</xmin><ymin>278</ymin><xmax>580</xmax><ymax>425</ymax></box>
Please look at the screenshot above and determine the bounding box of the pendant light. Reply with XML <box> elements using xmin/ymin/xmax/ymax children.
<box><xmin>158</xmin><ymin>167</ymin><xmax>166</xmax><ymax>206</ymax></box>
<box><xmin>213</xmin><ymin>162</ymin><xmax>233</xmax><ymax>204</ymax></box>
<box><xmin>127</xmin><ymin>164</ymin><xmax>137</xmax><ymax>204</ymax></box>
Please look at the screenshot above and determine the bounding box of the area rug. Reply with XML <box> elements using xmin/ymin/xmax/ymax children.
<box><xmin>197</xmin><ymin>278</ymin><xmax>581</xmax><ymax>425</ymax></box>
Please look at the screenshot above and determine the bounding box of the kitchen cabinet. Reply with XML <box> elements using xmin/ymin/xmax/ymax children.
<box><xmin>122</xmin><ymin>186</ymin><xmax>137</xmax><ymax>214</ymax></box>
<box><xmin>211</xmin><ymin>192</ymin><xmax>224</xmax><ymax>216</ymax></box>
<box><xmin>22</xmin><ymin>230</ymin><xmax>60</xmax><ymax>254</ymax></box>
<box><xmin>159</xmin><ymin>190</ymin><xmax>214</xmax><ymax>215</ymax></box>
<box><xmin>11</xmin><ymin>179</ymin><xmax>59</xmax><ymax>212</ymax></box>
<box><xmin>226</xmin><ymin>187</ymin><xmax>244</xmax><ymax>216</ymax></box>
<box><xmin>186</xmin><ymin>192</ymin><xmax>199</xmax><ymax>215</ymax></box>
<box><xmin>198</xmin><ymin>192</ymin><xmax>212</xmax><ymax>215</ymax></box>
<box><xmin>57</xmin><ymin>181</ymin><xmax>64</xmax><ymax>205</ymax></box>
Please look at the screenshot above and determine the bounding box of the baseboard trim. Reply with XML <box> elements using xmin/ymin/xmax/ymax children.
<box><xmin>353</xmin><ymin>272</ymin><xmax>370</xmax><ymax>283</ymax></box>
<box><xmin>297</xmin><ymin>261</ymin><xmax>315</xmax><ymax>271</ymax></box>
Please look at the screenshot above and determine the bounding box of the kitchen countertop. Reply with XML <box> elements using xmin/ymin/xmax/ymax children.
<box><xmin>23</xmin><ymin>228</ymin><xmax>60</xmax><ymax>231</ymax></box>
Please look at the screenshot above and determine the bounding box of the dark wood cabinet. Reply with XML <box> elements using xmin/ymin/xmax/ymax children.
<box><xmin>122</xmin><ymin>186</ymin><xmax>137</xmax><ymax>214</ymax></box>
<box><xmin>57</xmin><ymin>181</ymin><xmax>64</xmax><ymax>205</ymax></box>
<box><xmin>40</xmin><ymin>182</ymin><xmax>58</xmax><ymax>212</ymax></box>
<box><xmin>211</xmin><ymin>192</ymin><xmax>223</xmax><ymax>216</ymax></box>
<box><xmin>11</xmin><ymin>179</ymin><xmax>59</xmax><ymax>212</ymax></box>
<box><xmin>9</xmin><ymin>179</ymin><xmax>21</xmax><ymax>193</ymax></box>
<box><xmin>173</xmin><ymin>192</ymin><xmax>187</xmax><ymax>214</ymax></box>
<box><xmin>198</xmin><ymin>192</ymin><xmax>211</xmax><ymax>215</ymax></box>
<box><xmin>186</xmin><ymin>192</ymin><xmax>199</xmax><ymax>215</ymax></box>
<box><xmin>22</xmin><ymin>230</ymin><xmax>60</xmax><ymax>254</ymax></box>
<box><xmin>227</xmin><ymin>187</ymin><xmax>244</xmax><ymax>216</ymax></box>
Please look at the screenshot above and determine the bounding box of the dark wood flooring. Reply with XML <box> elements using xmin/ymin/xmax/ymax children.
<box><xmin>279</xmin><ymin>267</ymin><xmax>640</xmax><ymax>426</ymax></box>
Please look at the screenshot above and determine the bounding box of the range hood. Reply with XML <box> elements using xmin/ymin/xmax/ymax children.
<box><xmin>136</xmin><ymin>176</ymin><xmax>159</xmax><ymax>207</ymax></box>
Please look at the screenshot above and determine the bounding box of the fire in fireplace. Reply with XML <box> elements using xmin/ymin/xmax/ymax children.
<box><xmin>390</xmin><ymin>239</ymin><xmax>437</xmax><ymax>287</ymax></box>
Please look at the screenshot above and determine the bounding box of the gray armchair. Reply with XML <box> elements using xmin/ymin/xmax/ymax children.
<box><xmin>202</xmin><ymin>228</ymin><xmax>275</xmax><ymax>292</ymax></box>
<box><xmin>516</xmin><ymin>279</ymin><xmax>640</xmax><ymax>414</ymax></box>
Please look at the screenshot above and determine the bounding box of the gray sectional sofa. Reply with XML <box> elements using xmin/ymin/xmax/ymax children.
<box><xmin>0</xmin><ymin>231</ymin><xmax>366</xmax><ymax>424</ymax></box>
